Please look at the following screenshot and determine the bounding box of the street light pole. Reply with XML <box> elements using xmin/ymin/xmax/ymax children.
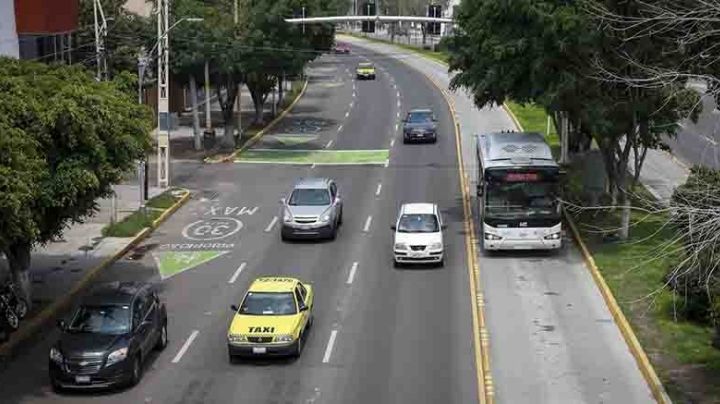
<box><xmin>157</xmin><ymin>0</ymin><xmax>170</xmax><ymax>189</ymax></box>
<box><xmin>137</xmin><ymin>50</ymin><xmax>149</xmax><ymax>203</ymax></box>
<box><xmin>235</xmin><ymin>0</ymin><xmax>242</xmax><ymax>141</ymax></box>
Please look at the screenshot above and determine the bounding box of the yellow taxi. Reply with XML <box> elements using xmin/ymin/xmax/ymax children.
<box><xmin>356</xmin><ymin>62</ymin><xmax>376</xmax><ymax>80</ymax></box>
<box><xmin>227</xmin><ymin>276</ymin><xmax>314</xmax><ymax>360</ymax></box>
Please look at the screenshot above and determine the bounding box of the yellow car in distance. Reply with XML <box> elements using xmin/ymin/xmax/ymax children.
<box><xmin>356</xmin><ymin>62</ymin><xmax>376</xmax><ymax>80</ymax></box>
<box><xmin>227</xmin><ymin>277</ymin><xmax>314</xmax><ymax>360</ymax></box>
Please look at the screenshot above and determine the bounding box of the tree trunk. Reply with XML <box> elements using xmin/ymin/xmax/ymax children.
<box><xmin>189</xmin><ymin>75</ymin><xmax>202</xmax><ymax>151</ymax></box>
<box><xmin>278</xmin><ymin>75</ymin><xmax>284</xmax><ymax>108</ymax></box>
<box><xmin>4</xmin><ymin>242</ymin><xmax>32</xmax><ymax>309</ymax></box>
<box><xmin>216</xmin><ymin>83</ymin><xmax>238</xmax><ymax>151</ymax></box>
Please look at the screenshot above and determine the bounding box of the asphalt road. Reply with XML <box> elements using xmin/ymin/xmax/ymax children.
<box><xmin>669</xmin><ymin>82</ymin><xmax>720</xmax><ymax>169</ymax></box>
<box><xmin>341</xmin><ymin>36</ymin><xmax>655</xmax><ymax>403</ymax></box>
<box><xmin>0</xmin><ymin>43</ymin><xmax>477</xmax><ymax>403</ymax></box>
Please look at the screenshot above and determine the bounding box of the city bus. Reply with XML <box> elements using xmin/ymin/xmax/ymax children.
<box><xmin>475</xmin><ymin>131</ymin><xmax>563</xmax><ymax>250</ymax></box>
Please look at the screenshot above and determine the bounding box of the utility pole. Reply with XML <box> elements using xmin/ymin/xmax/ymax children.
<box><xmin>93</xmin><ymin>0</ymin><xmax>108</xmax><ymax>81</ymax></box>
<box><xmin>157</xmin><ymin>0</ymin><xmax>170</xmax><ymax>188</ymax></box>
<box><xmin>204</xmin><ymin>61</ymin><xmax>212</xmax><ymax>132</ymax></box>
<box><xmin>137</xmin><ymin>50</ymin><xmax>150</xmax><ymax>202</ymax></box>
<box><xmin>235</xmin><ymin>0</ymin><xmax>242</xmax><ymax>141</ymax></box>
<box><xmin>302</xmin><ymin>7</ymin><xmax>305</xmax><ymax>34</ymax></box>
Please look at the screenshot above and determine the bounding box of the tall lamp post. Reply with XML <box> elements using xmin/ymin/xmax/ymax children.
<box><xmin>152</xmin><ymin>1</ymin><xmax>203</xmax><ymax>189</ymax></box>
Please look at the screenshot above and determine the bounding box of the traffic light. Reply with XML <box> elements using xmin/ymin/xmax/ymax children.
<box><xmin>361</xmin><ymin>2</ymin><xmax>376</xmax><ymax>33</ymax></box>
<box><xmin>426</xmin><ymin>4</ymin><xmax>442</xmax><ymax>35</ymax></box>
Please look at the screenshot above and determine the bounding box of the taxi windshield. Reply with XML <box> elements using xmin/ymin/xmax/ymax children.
<box><xmin>240</xmin><ymin>292</ymin><xmax>297</xmax><ymax>315</ymax></box>
<box><xmin>359</xmin><ymin>63</ymin><xmax>372</xmax><ymax>68</ymax></box>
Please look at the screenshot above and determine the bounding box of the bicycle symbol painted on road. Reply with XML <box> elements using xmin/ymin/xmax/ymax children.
<box><xmin>181</xmin><ymin>217</ymin><xmax>243</xmax><ymax>241</ymax></box>
<box><xmin>285</xmin><ymin>118</ymin><xmax>326</xmax><ymax>134</ymax></box>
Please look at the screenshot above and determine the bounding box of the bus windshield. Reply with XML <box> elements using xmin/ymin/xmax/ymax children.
<box><xmin>485</xmin><ymin>181</ymin><xmax>558</xmax><ymax>218</ymax></box>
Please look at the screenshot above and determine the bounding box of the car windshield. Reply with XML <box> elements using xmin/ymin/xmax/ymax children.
<box><xmin>67</xmin><ymin>305</ymin><xmax>131</xmax><ymax>335</ymax></box>
<box><xmin>407</xmin><ymin>112</ymin><xmax>433</xmax><ymax>123</ymax></box>
<box><xmin>397</xmin><ymin>214</ymin><xmax>439</xmax><ymax>233</ymax></box>
<box><xmin>485</xmin><ymin>181</ymin><xmax>557</xmax><ymax>217</ymax></box>
<box><xmin>240</xmin><ymin>292</ymin><xmax>297</xmax><ymax>315</ymax></box>
<box><xmin>359</xmin><ymin>63</ymin><xmax>372</xmax><ymax>68</ymax></box>
<box><xmin>289</xmin><ymin>188</ymin><xmax>331</xmax><ymax>206</ymax></box>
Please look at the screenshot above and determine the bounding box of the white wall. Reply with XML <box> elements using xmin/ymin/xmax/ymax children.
<box><xmin>124</xmin><ymin>0</ymin><xmax>153</xmax><ymax>17</ymax></box>
<box><xmin>0</xmin><ymin>0</ymin><xmax>19</xmax><ymax>58</ymax></box>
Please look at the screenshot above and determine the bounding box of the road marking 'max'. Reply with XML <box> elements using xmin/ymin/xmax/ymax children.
<box><xmin>322</xmin><ymin>330</ymin><xmax>338</xmax><ymax>363</ymax></box>
<box><xmin>363</xmin><ymin>216</ymin><xmax>373</xmax><ymax>232</ymax></box>
<box><xmin>265</xmin><ymin>216</ymin><xmax>279</xmax><ymax>232</ymax></box>
<box><xmin>172</xmin><ymin>330</ymin><xmax>199</xmax><ymax>363</ymax></box>
<box><xmin>228</xmin><ymin>262</ymin><xmax>247</xmax><ymax>284</ymax></box>
<box><xmin>346</xmin><ymin>262</ymin><xmax>359</xmax><ymax>284</ymax></box>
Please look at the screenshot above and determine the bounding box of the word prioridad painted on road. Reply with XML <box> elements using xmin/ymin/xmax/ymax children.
<box><xmin>159</xmin><ymin>243</ymin><xmax>236</xmax><ymax>250</ymax></box>
<box><xmin>182</xmin><ymin>217</ymin><xmax>243</xmax><ymax>241</ymax></box>
<box><xmin>204</xmin><ymin>206</ymin><xmax>259</xmax><ymax>216</ymax></box>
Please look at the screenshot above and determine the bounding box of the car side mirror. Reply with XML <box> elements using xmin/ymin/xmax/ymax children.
<box><xmin>56</xmin><ymin>319</ymin><xmax>66</xmax><ymax>331</ymax></box>
<box><xmin>441</xmin><ymin>224</ymin><xmax>448</xmax><ymax>230</ymax></box>
<box><xmin>391</xmin><ymin>224</ymin><xmax>397</xmax><ymax>231</ymax></box>
<box><xmin>230</xmin><ymin>304</ymin><xmax>239</xmax><ymax>312</ymax></box>
<box><xmin>299</xmin><ymin>305</ymin><xmax>308</xmax><ymax>312</ymax></box>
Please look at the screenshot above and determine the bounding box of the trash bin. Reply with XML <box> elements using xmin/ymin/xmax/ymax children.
<box><xmin>203</xmin><ymin>129</ymin><xmax>216</xmax><ymax>150</ymax></box>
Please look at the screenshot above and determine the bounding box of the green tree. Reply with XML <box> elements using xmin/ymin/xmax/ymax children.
<box><xmin>0</xmin><ymin>58</ymin><xmax>152</xmax><ymax>302</ymax></box>
<box><xmin>445</xmin><ymin>0</ymin><xmax>698</xmax><ymax>239</ymax></box>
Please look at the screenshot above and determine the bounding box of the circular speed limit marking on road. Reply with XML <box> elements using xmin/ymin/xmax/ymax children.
<box><xmin>181</xmin><ymin>217</ymin><xmax>243</xmax><ymax>241</ymax></box>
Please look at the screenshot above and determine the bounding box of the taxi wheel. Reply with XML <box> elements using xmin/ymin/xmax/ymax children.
<box><xmin>308</xmin><ymin>314</ymin><xmax>314</xmax><ymax>329</ymax></box>
<box><xmin>228</xmin><ymin>352</ymin><xmax>237</xmax><ymax>364</ymax></box>
<box><xmin>294</xmin><ymin>333</ymin><xmax>304</xmax><ymax>357</ymax></box>
<box><xmin>155</xmin><ymin>323</ymin><xmax>168</xmax><ymax>351</ymax></box>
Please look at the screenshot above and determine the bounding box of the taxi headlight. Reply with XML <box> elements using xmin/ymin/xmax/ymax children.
<box><xmin>429</xmin><ymin>242</ymin><xmax>443</xmax><ymax>250</ymax></box>
<box><xmin>394</xmin><ymin>242</ymin><xmax>408</xmax><ymax>250</ymax></box>
<box><xmin>228</xmin><ymin>334</ymin><xmax>247</xmax><ymax>343</ymax></box>
<box><xmin>49</xmin><ymin>347</ymin><xmax>64</xmax><ymax>364</ymax></box>
<box><xmin>106</xmin><ymin>347</ymin><xmax>128</xmax><ymax>367</ymax></box>
<box><xmin>275</xmin><ymin>334</ymin><xmax>294</xmax><ymax>343</ymax></box>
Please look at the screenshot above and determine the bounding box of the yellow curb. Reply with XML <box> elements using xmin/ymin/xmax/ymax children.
<box><xmin>0</xmin><ymin>190</ymin><xmax>192</xmax><ymax>358</ymax></box>
<box><xmin>366</xmin><ymin>34</ymin><xmax>494</xmax><ymax>404</ymax></box>
<box><xmin>201</xmin><ymin>79</ymin><xmax>310</xmax><ymax>164</ymax></box>
<box><xmin>502</xmin><ymin>102</ymin><xmax>525</xmax><ymax>131</ymax></box>
<box><xmin>563</xmin><ymin>210</ymin><xmax>671</xmax><ymax>404</ymax></box>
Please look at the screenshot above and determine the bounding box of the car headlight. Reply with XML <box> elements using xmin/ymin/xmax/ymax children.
<box><xmin>228</xmin><ymin>334</ymin><xmax>247</xmax><ymax>343</ymax></box>
<box><xmin>544</xmin><ymin>232</ymin><xmax>561</xmax><ymax>240</ymax></box>
<box><xmin>394</xmin><ymin>242</ymin><xmax>408</xmax><ymax>250</ymax></box>
<box><xmin>275</xmin><ymin>334</ymin><xmax>294</xmax><ymax>343</ymax></box>
<box><xmin>49</xmin><ymin>347</ymin><xmax>64</xmax><ymax>364</ymax></box>
<box><xmin>429</xmin><ymin>242</ymin><xmax>443</xmax><ymax>250</ymax></box>
<box><xmin>105</xmin><ymin>347</ymin><xmax>128</xmax><ymax>367</ymax></box>
<box><xmin>319</xmin><ymin>213</ymin><xmax>332</xmax><ymax>223</ymax></box>
<box><xmin>484</xmin><ymin>233</ymin><xmax>502</xmax><ymax>241</ymax></box>
<box><xmin>283</xmin><ymin>209</ymin><xmax>293</xmax><ymax>223</ymax></box>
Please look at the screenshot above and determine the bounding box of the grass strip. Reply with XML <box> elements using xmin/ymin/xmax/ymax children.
<box><xmin>102</xmin><ymin>190</ymin><xmax>182</xmax><ymax>237</ymax></box>
<box><xmin>504</xmin><ymin>101</ymin><xmax>559</xmax><ymax>147</ymax></box>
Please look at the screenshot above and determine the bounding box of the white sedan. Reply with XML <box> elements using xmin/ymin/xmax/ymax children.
<box><xmin>392</xmin><ymin>203</ymin><xmax>446</xmax><ymax>267</ymax></box>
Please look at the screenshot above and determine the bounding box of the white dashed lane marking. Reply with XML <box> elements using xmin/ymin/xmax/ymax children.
<box><xmin>325</xmin><ymin>140</ymin><xmax>334</xmax><ymax>149</ymax></box>
<box><xmin>228</xmin><ymin>262</ymin><xmax>247</xmax><ymax>284</ymax></box>
<box><xmin>375</xmin><ymin>183</ymin><xmax>382</xmax><ymax>196</ymax></box>
<box><xmin>172</xmin><ymin>330</ymin><xmax>199</xmax><ymax>364</ymax></box>
<box><xmin>264</xmin><ymin>216</ymin><xmax>279</xmax><ymax>232</ymax></box>
<box><xmin>363</xmin><ymin>216</ymin><xmax>373</xmax><ymax>232</ymax></box>
<box><xmin>346</xmin><ymin>262</ymin><xmax>359</xmax><ymax>284</ymax></box>
<box><xmin>322</xmin><ymin>330</ymin><xmax>339</xmax><ymax>364</ymax></box>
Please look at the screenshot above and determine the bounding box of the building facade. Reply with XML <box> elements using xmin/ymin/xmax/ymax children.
<box><xmin>0</xmin><ymin>0</ymin><xmax>79</xmax><ymax>60</ymax></box>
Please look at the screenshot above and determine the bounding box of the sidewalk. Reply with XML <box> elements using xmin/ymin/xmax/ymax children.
<box><xmin>0</xmin><ymin>184</ymin><xmax>161</xmax><ymax>331</ymax></box>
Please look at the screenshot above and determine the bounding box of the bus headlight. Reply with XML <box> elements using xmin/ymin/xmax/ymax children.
<box><xmin>484</xmin><ymin>233</ymin><xmax>502</xmax><ymax>241</ymax></box>
<box><xmin>544</xmin><ymin>232</ymin><xmax>561</xmax><ymax>240</ymax></box>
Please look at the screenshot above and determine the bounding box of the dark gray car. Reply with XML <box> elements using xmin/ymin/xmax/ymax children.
<box><xmin>280</xmin><ymin>178</ymin><xmax>343</xmax><ymax>240</ymax></box>
<box><xmin>402</xmin><ymin>109</ymin><xmax>438</xmax><ymax>143</ymax></box>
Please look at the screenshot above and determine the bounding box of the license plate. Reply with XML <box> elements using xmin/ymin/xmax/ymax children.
<box><xmin>252</xmin><ymin>347</ymin><xmax>267</xmax><ymax>354</ymax></box>
<box><xmin>410</xmin><ymin>252</ymin><xmax>423</xmax><ymax>257</ymax></box>
<box><xmin>75</xmin><ymin>375</ymin><xmax>91</xmax><ymax>384</ymax></box>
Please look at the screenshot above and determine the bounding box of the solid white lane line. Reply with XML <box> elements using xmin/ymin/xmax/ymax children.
<box><xmin>397</xmin><ymin>91</ymin><xmax>400</xmax><ymax>98</ymax></box>
<box><xmin>228</xmin><ymin>262</ymin><xmax>247</xmax><ymax>284</ymax></box>
<box><xmin>345</xmin><ymin>111</ymin><xmax>350</xmax><ymax>118</ymax></box>
<box><xmin>172</xmin><ymin>330</ymin><xmax>199</xmax><ymax>364</ymax></box>
<box><xmin>322</xmin><ymin>330</ymin><xmax>338</xmax><ymax>364</ymax></box>
<box><xmin>350</xmin><ymin>101</ymin><xmax>354</xmax><ymax>108</ymax></box>
<box><xmin>390</xmin><ymin>138</ymin><xmax>395</xmax><ymax>147</ymax></box>
<box><xmin>352</xmin><ymin>91</ymin><xmax>356</xmax><ymax>97</ymax></box>
<box><xmin>346</xmin><ymin>262</ymin><xmax>359</xmax><ymax>284</ymax></box>
<box><xmin>375</xmin><ymin>183</ymin><xmax>382</xmax><ymax>196</ymax></box>
<box><xmin>264</xmin><ymin>216</ymin><xmax>279</xmax><ymax>232</ymax></box>
<box><xmin>394</xmin><ymin>123</ymin><xmax>398</xmax><ymax>132</ymax></box>
<box><xmin>384</xmin><ymin>160</ymin><xmax>389</xmax><ymax>168</ymax></box>
<box><xmin>363</xmin><ymin>215</ymin><xmax>373</xmax><ymax>232</ymax></box>
<box><xmin>325</xmin><ymin>140</ymin><xmax>334</xmax><ymax>149</ymax></box>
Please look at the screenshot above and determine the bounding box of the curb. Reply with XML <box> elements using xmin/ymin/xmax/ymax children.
<box><xmin>563</xmin><ymin>210</ymin><xmax>671</xmax><ymax>404</ymax></box>
<box><xmin>204</xmin><ymin>79</ymin><xmax>310</xmax><ymax>164</ymax></box>
<box><xmin>347</xmin><ymin>33</ymin><xmax>494</xmax><ymax>404</ymax></box>
<box><xmin>0</xmin><ymin>189</ymin><xmax>191</xmax><ymax>358</ymax></box>
<box><xmin>502</xmin><ymin>91</ymin><xmax>671</xmax><ymax>404</ymax></box>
